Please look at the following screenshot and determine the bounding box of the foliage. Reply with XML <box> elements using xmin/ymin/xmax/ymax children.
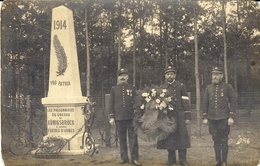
<box><xmin>37</xmin><ymin>135</ymin><xmax>66</xmax><ymax>153</ymax></box>
<box><xmin>135</xmin><ymin>85</ymin><xmax>175</xmax><ymax>113</ymax></box>
<box><xmin>1</xmin><ymin>0</ymin><xmax>260</xmax><ymax>109</ymax></box>
<box><xmin>134</xmin><ymin>85</ymin><xmax>177</xmax><ymax>142</ymax></box>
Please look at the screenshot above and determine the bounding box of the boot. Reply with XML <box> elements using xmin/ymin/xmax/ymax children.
<box><xmin>167</xmin><ymin>150</ymin><xmax>176</xmax><ymax>165</ymax></box>
<box><xmin>214</xmin><ymin>145</ymin><xmax>222</xmax><ymax>165</ymax></box>
<box><xmin>221</xmin><ymin>143</ymin><xmax>228</xmax><ymax>164</ymax></box>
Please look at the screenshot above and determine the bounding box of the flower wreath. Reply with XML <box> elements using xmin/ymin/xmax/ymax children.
<box><xmin>37</xmin><ymin>135</ymin><xmax>66</xmax><ymax>153</ymax></box>
<box><xmin>134</xmin><ymin>85</ymin><xmax>177</xmax><ymax>142</ymax></box>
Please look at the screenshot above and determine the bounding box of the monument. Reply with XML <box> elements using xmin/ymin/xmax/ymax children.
<box><xmin>42</xmin><ymin>5</ymin><xmax>88</xmax><ymax>155</ymax></box>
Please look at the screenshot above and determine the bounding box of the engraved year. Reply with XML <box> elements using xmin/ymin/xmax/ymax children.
<box><xmin>54</xmin><ymin>20</ymin><xmax>67</xmax><ymax>30</ymax></box>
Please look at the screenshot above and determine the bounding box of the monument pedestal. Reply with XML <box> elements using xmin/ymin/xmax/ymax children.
<box><xmin>41</xmin><ymin>6</ymin><xmax>89</xmax><ymax>155</ymax></box>
<box><xmin>42</xmin><ymin>97</ymin><xmax>87</xmax><ymax>155</ymax></box>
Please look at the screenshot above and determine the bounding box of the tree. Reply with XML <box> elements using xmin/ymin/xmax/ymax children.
<box><xmin>193</xmin><ymin>4</ymin><xmax>201</xmax><ymax>136</ymax></box>
<box><xmin>2</xmin><ymin>0</ymin><xmax>260</xmax><ymax>114</ymax></box>
<box><xmin>85</xmin><ymin>6</ymin><xmax>90</xmax><ymax>99</ymax></box>
<box><xmin>222</xmin><ymin>0</ymin><xmax>228</xmax><ymax>83</ymax></box>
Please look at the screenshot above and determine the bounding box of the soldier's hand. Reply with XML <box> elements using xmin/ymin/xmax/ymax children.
<box><xmin>109</xmin><ymin>118</ymin><xmax>115</xmax><ymax>125</ymax></box>
<box><xmin>228</xmin><ymin>118</ymin><xmax>234</xmax><ymax>125</ymax></box>
<box><xmin>203</xmin><ymin>118</ymin><xmax>208</xmax><ymax>124</ymax></box>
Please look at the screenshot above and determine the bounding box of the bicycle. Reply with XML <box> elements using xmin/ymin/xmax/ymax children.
<box><xmin>8</xmin><ymin>108</ymin><xmax>46</xmax><ymax>155</ymax></box>
<box><xmin>81</xmin><ymin>100</ymin><xmax>99</xmax><ymax>156</ymax></box>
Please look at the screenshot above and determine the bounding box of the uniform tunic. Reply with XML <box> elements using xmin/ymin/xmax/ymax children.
<box><xmin>108</xmin><ymin>83</ymin><xmax>139</xmax><ymax>162</ymax></box>
<box><xmin>202</xmin><ymin>82</ymin><xmax>237</xmax><ymax>163</ymax></box>
<box><xmin>202</xmin><ymin>82</ymin><xmax>237</xmax><ymax>120</ymax></box>
<box><xmin>157</xmin><ymin>81</ymin><xmax>191</xmax><ymax>150</ymax></box>
<box><xmin>108</xmin><ymin>83</ymin><xmax>136</xmax><ymax>120</ymax></box>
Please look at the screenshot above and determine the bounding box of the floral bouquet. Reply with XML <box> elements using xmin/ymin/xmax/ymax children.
<box><xmin>37</xmin><ymin>135</ymin><xmax>67</xmax><ymax>154</ymax></box>
<box><xmin>134</xmin><ymin>86</ymin><xmax>177</xmax><ymax>142</ymax></box>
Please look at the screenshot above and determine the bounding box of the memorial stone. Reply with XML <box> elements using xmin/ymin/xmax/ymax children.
<box><xmin>42</xmin><ymin>5</ymin><xmax>88</xmax><ymax>155</ymax></box>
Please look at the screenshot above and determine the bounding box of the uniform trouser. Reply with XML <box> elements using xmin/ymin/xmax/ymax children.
<box><xmin>115</xmin><ymin>119</ymin><xmax>139</xmax><ymax>162</ymax></box>
<box><xmin>208</xmin><ymin>119</ymin><xmax>230</xmax><ymax>163</ymax></box>
<box><xmin>167</xmin><ymin>149</ymin><xmax>187</xmax><ymax>164</ymax></box>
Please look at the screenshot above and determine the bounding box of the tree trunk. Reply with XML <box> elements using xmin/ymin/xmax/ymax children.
<box><xmin>85</xmin><ymin>7</ymin><xmax>91</xmax><ymax>128</ymax></box>
<box><xmin>139</xmin><ymin>17</ymin><xmax>144</xmax><ymax>89</ymax></box>
<box><xmin>160</xmin><ymin>12</ymin><xmax>163</xmax><ymax>84</ymax></box>
<box><xmin>194</xmin><ymin>7</ymin><xmax>201</xmax><ymax>137</ymax></box>
<box><xmin>132</xmin><ymin>0</ymin><xmax>136</xmax><ymax>86</ymax></box>
<box><xmin>117</xmin><ymin>26</ymin><xmax>121</xmax><ymax>70</ymax></box>
<box><xmin>234</xmin><ymin>0</ymin><xmax>240</xmax><ymax>92</ymax></box>
<box><xmin>222</xmin><ymin>0</ymin><xmax>228</xmax><ymax>83</ymax></box>
<box><xmin>85</xmin><ymin>7</ymin><xmax>90</xmax><ymax>98</ymax></box>
<box><xmin>164</xmin><ymin>22</ymin><xmax>168</xmax><ymax>67</ymax></box>
<box><xmin>117</xmin><ymin>0</ymin><xmax>122</xmax><ymax>70</ymax></box>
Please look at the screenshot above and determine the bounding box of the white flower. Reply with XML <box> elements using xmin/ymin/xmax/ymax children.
<box><xmin>162</xmin><ymin>89</ymin><xmax>167</xmax><ymax>93</ymax></box>
<box><xmin>160</xmin><ymin>93</ymin><xmax>165</xmax><ymax>97</ymax></box>
<box><xmin>151</xmin><ymin>92</ymin><xmax>156</xmax><ymax>97</ymax></box>
<box><xmin>155</xmin><ymin>99</ymin><xmax>161</xmax><ymax>104</ymax></box>
<box><xmin>151</xmin><ymin>89</ymin><xmax>156</xmax><ymax>97</ymax></box>
<box><xmin>168</xmin><ymin>105</ymin><xmax>174</xmax><ymax>110</ymax></box>
<box><xmin>43</xmin><ymin>137</ymin><xmax>48</xmax><ymax>142</ymax></box>
<box><xmin>140</xmin><ymin>104</ymin><xmax>145</xmax><ymax>109</ymax></box>
<box><xmin>145</xmin><ymin>96</ymin><xmax>151</xmax><ymax>102</ymax></box>
<box><xmin>142</xmin><ymin>92</ymin><xmax>149</xmax><ymax>97</ymax></box>
<box><xmin>167</xmin><ymin>97</ymin><xmax>172</xmax><ymax>102</ymax></box>
<box><xmin>160</xmin><ymin>101</ymin><xmax>167</xmax><ymax>108</ymax></box>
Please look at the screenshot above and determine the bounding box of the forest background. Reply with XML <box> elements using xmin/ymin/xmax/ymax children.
<box><xmin>1</xmin><ymin>0</ymin><xmax>260</xmax><ymax>133</ymax></box>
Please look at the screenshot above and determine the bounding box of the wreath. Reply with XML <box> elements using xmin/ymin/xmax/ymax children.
<box><xmin>134</xmin><ymin>86</ymin><xmax>177</xmax><ymax>142</ymax></box>
<box><xmin>37</xmin><ymin>135</ymin><xmax>67</xmax><ymax>154</ymax></box>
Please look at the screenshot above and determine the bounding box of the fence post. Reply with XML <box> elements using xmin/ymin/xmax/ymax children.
<box><xmin>105</xmin><ymin>94</ymin><xmax>111</xmax><ymax>147</ymax></box>
<box><xmin>26</xmin><ymin>95</ymin><xmax>33</xmax><ymax>145</ymax></box>
<box><xmin>187</xmin><ymin>92</ymin><xmax>192</xmax><ymax>137</ymax></box>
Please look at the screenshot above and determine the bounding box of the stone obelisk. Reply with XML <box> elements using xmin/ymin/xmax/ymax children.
<box><xmin>42</xmin><ymin>5</ymin><xmax>87</xmax><ymax>155</ymax></box>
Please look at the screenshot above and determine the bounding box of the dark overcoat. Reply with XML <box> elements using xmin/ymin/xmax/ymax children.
<box><xmin>157</xmin><ymin>81</ymin><xmax>191</xmax><ymax>150</ymax></box>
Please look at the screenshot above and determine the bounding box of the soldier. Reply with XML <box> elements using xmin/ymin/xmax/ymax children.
<box><xmin>157</xmin><ymin>66</ymin><xmax>191</xmax><ymax>166</ymax></box>
<box><xmin>108</xmin><ymin>68</ymin><xmax>141</xmax><ymax>166</ymax></box>
<box><xmin>202</xmin><ymin>67</ymin><xmax>237</xmax><ymax>166</ymax></box>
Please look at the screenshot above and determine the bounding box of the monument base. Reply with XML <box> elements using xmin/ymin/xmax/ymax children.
<box><xmin>41</xmin><ymin>100</ymin><xmax>88</xmax><ymax>156</ymax></box>
<box><xmin>31</xmin><ymin>149</ymin><xmax>85</xmax><ymax>156</ymax></box>
<box><xmin>32</xmin><ymin>134</ymin><xmax>99</xmax><ymax>156</ymax></box>
<box><xmin>42</xmin><ymin>96</ymin><xmax>88</xmax><ymax>106</ymax></box>
<box><xmin>60</xmin><ymin>149</ymin><xmax>85</xmax><ymax>155</ymax></box>
<box><xmin>43</xmin><ymin>132</ymin><xmax>84</xmax><ymax>152</ymax></box>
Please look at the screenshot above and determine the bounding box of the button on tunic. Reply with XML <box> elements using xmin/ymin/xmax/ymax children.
<box><xmin>108</xmin><ymin>83</ymin><xmax>136</xmax><ymax>120</ymax></box>
<box><xmin>202</xmin><ymin>82</ymin><xmax>237</xmax><ymax>120</ymax></box>
<box><xmin>157</xmin><ymin>81</ymin><xmax>191</xmax><ymax>150</ymax></box>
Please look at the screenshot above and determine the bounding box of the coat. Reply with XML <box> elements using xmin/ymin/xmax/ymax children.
<box><xmin>202</xmin><ymin>82</ymin><xmax>237</xmax><ymax>120</ymax></box>
<box><xmin>157</xmin><ymin>81</ymin><xmax>191</xmax><ymax>150</ymax></box>
<box><xmin>108</xmin><ymin>83</ymin><xmax>137</xmax><ymax>120</ymax></box>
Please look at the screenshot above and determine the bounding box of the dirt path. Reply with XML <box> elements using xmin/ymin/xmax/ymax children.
<box><xmin>2</xmin><ymin>110</ymin><xmax>260</xmax><ymax>166</ymax></box>
<box><xmin>2</xmin><ymin>123</ymin><xmax>260</xmax><ymax>166</ymax></box>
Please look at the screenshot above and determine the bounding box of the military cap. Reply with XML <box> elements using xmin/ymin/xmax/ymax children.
<box><xmin>117</xmin><ymin>68</ymin><xmax>129</xmax><ymax>76</ymax></box>
<box><xmin>164</xmin><ymin>66</ymin><xmax>176</xmax><ymax>74</ymax></box>
<box><xmin>212</xmin><ymin>67</ymin><xmax>223</xmax><ymax>74</ymax></box>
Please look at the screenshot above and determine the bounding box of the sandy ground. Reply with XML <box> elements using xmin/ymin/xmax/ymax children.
<box><xmin>1</xmin><ymin>109</ymin><xmax>260</xmax><ymax>166</ymax></box>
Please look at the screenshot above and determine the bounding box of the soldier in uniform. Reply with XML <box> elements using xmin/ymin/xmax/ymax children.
<box><xmin>108</xmin><ymin>68</ymin><xmax>141</xmax><ymax>166</ymax></box>
<box><xmin>157</xmin><ymin>66</ymin><xmax>191</xmax><ymax>166</ymax></box>
<box><xmin>202</xmin><ymin>67</ymin><xmax>237</xmax><ymax>166</ymax></box>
